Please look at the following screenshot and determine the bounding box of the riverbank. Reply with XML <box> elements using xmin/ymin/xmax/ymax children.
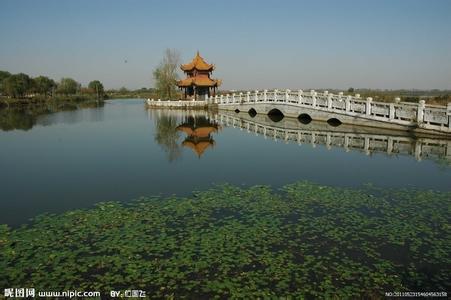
<box><xmin>0</xmin><ymin>100</ymin><xmax>104</xmax><ymax>131</ymax></box>
<box><xmin>0</xmin><ymin>95</ymin><xmax>104</xmax><ymax>109</ymax></box>
<box><xmin>0</xmin><ymin>181</ymin><xmax>449</xmax><ymax>298</ymax></box>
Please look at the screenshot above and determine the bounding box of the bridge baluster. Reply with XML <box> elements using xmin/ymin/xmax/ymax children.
<box><xmin>417</xmin><ymin>100</ymin><xmax>425</xmax><ymax>123</ymax></box>
<box><xmin>366</xmin><ymin>97</ymin><xmax>373</xmax><ymax>115</ymax></box>
<box><xmin>346</xmin><ymin>96</ymin><xmax>351</xmax><ymax>112</ymax></box>
<box><xmin>263</xmin><ymin>89</ymin><xmax>268</xmax><ymax>102</ymax></box>
<box><xmin>311</xmin><ymin>90</ymin><xmax>317</xmax><ymax>107</ymax></box>
<box><xmin>414</xmin><ymin>141</ymin><xmax>422</xmax><ymax>161</ymax></box>
<box><xmin>285</xmin><ymin>89</ymin><xmax>290</xmax><ymax>103</ymax></box>
<box><xmin>344</xmin><ymin>135</ymin><xmax>350</xmax><ymax>152</ymax></box>
<box><xmin>364</xmin><ymin>137</ymin><xmax>370</xmax><ymax>155</ymax></box>
<box><xmin>389</xmin><ymin>103</ymin><xmax>395</xmax><ymax>120</ymax></box>
<box><xmin>326</xmin><ymin>133</ymin><xmax>331</xmax><ymax>150</ymax></box>
<box><xmin>246</xmin><ymin>91</ymin><xmax>251</xmax><ymax>103</ymax></box>
<box><xmin>274</xmin><ymin>89</ymin><xmax>278</xmax><ymax>102</ymax></box>
<box><xmin>387</xmin><ymin>137</ymin><xmax>394</xmax><ymax>155</ymax></box>
<box><xmin>254</xmin><ymin>90</ymin><xmax>258</xmax><ymax>103</ymax></box>
<box><xmin>298</xmin><ymin>89</ymin><xmax>303</xmax><ymax>104</ymax></box>
<box><xmin>448</xmin><ymin>103</ymin><xmax>451</xmax><ymax>129</ymax></box>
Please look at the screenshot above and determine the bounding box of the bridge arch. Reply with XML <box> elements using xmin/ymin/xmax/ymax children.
<box><xmin>298</xmin><ymin>113</ymin><xmax>312</xmax><ymax>124</ymax></box>
<box><xmin>234</xmin><ymin>109</ymin><xmax>240</xmax><ymax>113</ymax></box>
<box><xmin>268</xmin><ymin>108</ymin><xmax>284</xmax><ymax>122</ymax></box>
<box><xmin>327</xmin><ymin>118</ymin><xmax>342</xmax><ymax>127</ymax></box>
<box><xmin>248</xmin><ymin>108</ymin><xmax>257</xmax><ymax>118</ymax></box>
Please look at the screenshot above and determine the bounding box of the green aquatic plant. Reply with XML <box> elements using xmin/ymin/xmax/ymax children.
<box><xmin>0</xmin><ymin>182</ymin><xmax>450</xmax><ymax>298</ymax></box>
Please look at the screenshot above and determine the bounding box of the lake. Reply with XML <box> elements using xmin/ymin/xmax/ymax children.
<box><xmin>1</xmin><ymin>99</ymin><xmax>450</xmax><ymax>227</ymax></box>
<box><xmin>1</xmin><ymin>99</ymin><xmax>451</xmax><ymax>297</ymax></box>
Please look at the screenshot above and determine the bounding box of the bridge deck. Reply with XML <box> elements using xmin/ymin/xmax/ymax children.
<box><xmin>208</xmin><ymin>90</ymin><xmax>451</xmax><ymax>135</ymax></box>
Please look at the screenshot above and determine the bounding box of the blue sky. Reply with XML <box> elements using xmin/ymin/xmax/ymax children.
<box><xmin>1</xmin><ymin>0</ymin><xmax>450</xmax><ymax>90</ymax></box>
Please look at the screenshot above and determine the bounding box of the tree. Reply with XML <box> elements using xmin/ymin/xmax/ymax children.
<box><xmin>33</xmin><ymin>76</ymin><xmax>56</xmax><ymax>96</ymax></box>
<box><xmin>348</xmin><ymin>87</ymin><xmax>355</xmax><ymax>93</ymax></box>
<box><xmin>3</xmin><ymin>73</ymin><xmax>32</xmax><ymax>98</ymax></box>
<box><xmin>88</xmin><ymin>80</ymin><xmax>104</xmax><ymax>99</ymax></box>
<box><xmin>154</xmin><ymin>114</ymin><xmax>181</xmax><ymax>161</ymax></box>
<box><xmin>153</xmin><ymin>48</ymin><xmax>180</xmax><ymax>100</ymax></box>
<box><xmin>57</xmin><ymin>78</ymin><xmax>79</xmax><ymax>95</ymax></box>
<box><xmin>0</xmin><ymin>71</ymin><xmax>11</xmax><ymax>95</ymax></box>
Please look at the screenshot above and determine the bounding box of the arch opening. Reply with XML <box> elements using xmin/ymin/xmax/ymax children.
<box><xmin>248</xmin><ymin>108</ymin><xmax>257</xmax><ymax>118</ymax></box>
<box><xmin>234</xmin><ymin>109</ymin><xmax>240</xmax><ymax>113</ymax></box>
<box><xmin>327</xmin><ymin>118</ymin><xmax>342</xmax><ymax>127</ymax></box>
<box><xmin>298</xmin><ymin>113</ymin><xmax>312</xmax><ymax>124</ymax></box>
<box><xmin>267</xmin><ymin>108</ymin><xmax>284</xmax><ymax>122</ymax></box>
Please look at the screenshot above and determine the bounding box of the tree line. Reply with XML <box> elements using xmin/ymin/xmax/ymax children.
<box><xmin>0</xmin><ymin>71</ymin><xmax>105</xmax><ymax>99</ymax></box>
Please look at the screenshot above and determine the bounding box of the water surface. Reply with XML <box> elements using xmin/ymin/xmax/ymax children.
<box><xmin>1</xmin><ymin>99</ymin><xmax>450</xmax><ymax>227</ymax></box>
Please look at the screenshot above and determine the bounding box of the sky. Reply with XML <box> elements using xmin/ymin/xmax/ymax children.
<box><xmin>0</xmin><ymin>0</ymin><xmax>450</xmax><ymax>90</ymax></box>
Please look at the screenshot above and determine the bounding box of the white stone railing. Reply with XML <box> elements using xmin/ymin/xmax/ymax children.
<box><xmin>146</xmin><ymin>98</ymin><xmax>208</xmax><ymax>108</ymax></box>
<box><xmin>214</xmin><ymin>113</ymin><xmax>451</xmax><ymax>162</ymax></box>
<box><xmin>208</xmin><ymin>89</ymin><xmax>451</xmax><ymax>132</ymax></box>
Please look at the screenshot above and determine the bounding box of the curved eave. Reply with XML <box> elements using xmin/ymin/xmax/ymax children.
<box><xmin>182</xmin><ymin>140</ymin><xmax>215</xmax><ymax>157</ymax></box>
<box><xmin>180</xmin><ymin>65</ymin><xmax>214</xmax><ymax>72</ymax></box>
<box><xmin>177</xmin><ymin>78</ymin><xmax>221</xmax><ymax>88</ymax></box>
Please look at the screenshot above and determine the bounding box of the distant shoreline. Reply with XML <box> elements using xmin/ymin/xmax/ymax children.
<box><xmin>2</xmin><ymin>88</ymin><xmax>450</xmax><ymax>109</ymax></box>
<box><xmin>0</xmin><ymin>95</ymin><xmax>103</xmax><ymax>109</ymax></box>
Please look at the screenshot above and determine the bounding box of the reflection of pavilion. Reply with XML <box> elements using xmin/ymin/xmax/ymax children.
<box><xmin>176</xmin><ymin>116</ymin><xmax>219</xmax><ymax>157</ymax></box>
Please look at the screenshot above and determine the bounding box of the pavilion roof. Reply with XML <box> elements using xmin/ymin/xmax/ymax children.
<box><xmin>182</xmin><ymin>139</ymin><xmax>215</xmax><ymax>157</ymax></box>
<box><xmin>180</xmin><ymin>52</ymin><xmax>215</xmax><ymax>72</ymax></box>
<box><xmin>176</xmin><ymin>125</ymin><xmax>218</xmax><ymax>138</ymax></box>
<box><xmin>177</xmin><ymin>76</ymin><xmax>221</xmax><ymax>87</ymax></box>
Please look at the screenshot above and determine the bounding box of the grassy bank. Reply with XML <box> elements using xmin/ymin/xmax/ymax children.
<box><xmin>0</xmin><ymin>181</ymin><xmax>449</xmax><ymax>298</ymax></box>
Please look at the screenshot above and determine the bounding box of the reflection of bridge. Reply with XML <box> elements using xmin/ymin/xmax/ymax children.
<box><xmin>213</xmin><ymin>111</ymin><xmax>451</xmax><ymax>162</ymax></box>
<box><xmin>208</xmin><ymin>90</ymin><xmax>451</xmax><ymax>135</ymax></box>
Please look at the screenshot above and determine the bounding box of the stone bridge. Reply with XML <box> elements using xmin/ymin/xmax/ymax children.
<box><xmin>213</xmin><ymin>111</ymin><xmax>451</xmax><ymax>162</ymax></box>
<box><xmin>208</xmin><ymin>90</ymin><xmax>451</xmax><ymax>136</ymax></box>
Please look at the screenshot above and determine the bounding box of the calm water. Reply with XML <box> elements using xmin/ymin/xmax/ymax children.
<box><xmin>1</xmin><ymin>99</ymin><xmax>450</xmax><ymax>227</ymax></box>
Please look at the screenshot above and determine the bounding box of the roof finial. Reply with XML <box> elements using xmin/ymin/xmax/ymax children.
<box><xmin>196</xmin><ymin>50</ymin><xmax>200</xmax><ymax>57</ymax></box>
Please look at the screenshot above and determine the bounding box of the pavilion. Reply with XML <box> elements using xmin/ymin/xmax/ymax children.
<box><xmin>177</xmin><ymin>52</ymin><xmax>221</xmax><ymax>100</ymax></box>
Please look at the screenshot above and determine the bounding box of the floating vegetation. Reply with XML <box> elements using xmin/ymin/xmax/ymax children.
<box><xmin>1</xmin><ymin>182</ymin><xmax>450</xmax><ymax>298</ymax></box>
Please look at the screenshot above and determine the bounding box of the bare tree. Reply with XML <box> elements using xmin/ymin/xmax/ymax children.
<box><xmin>153</xmin><ymin>49</ymin><xmax>180</xmax><ymax>100</ymax></box>
<box><xmin>154</xmin><ymin>114</ymin><xmax>182</xmax><ymax>162</ymax></box>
